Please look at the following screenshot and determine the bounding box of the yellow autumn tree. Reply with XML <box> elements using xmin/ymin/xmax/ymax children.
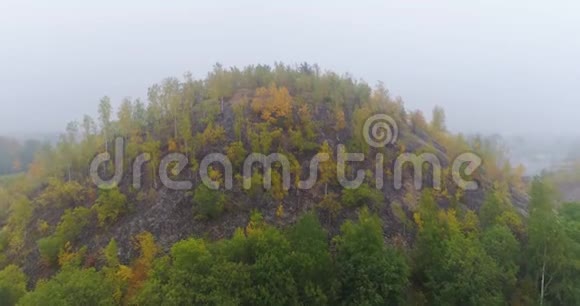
<box><xmin>335</xmin><ymin>109</ymin><xmax>346</xmax><ymax>131</ymax></box>
<box><xmin>251</xmin><ymin>83</ymin><xmax>292</xmax><ymax>123</ymax></box>
<box><xmin>125</xmin><ymin>232</ymin><xmax>158</xmax><ymax>302</ymax></box>
<box><xmin>318</xmin><ymin>141</ymin><xmax>335</xmax><ymax>196</ymax></box>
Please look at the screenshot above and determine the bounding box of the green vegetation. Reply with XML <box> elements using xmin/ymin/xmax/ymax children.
<box><xmin>192</xmin><ymin>184</ymin><xmax>226</xmax><ymax>220</ymax></box>
<box><xmin>0</xmin><ymin>64</ymin><xmax>577</xmax><ymax>305</ymax></box>
<box><xmin>94</xmin><ymin>188</ymin><xmax>127</xmax><ymax>226</ymax></box>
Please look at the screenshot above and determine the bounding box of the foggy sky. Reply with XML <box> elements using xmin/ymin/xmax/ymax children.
<box><xmin>1</xmin><ymin>0</ymin><xmax>579</xmax><ymax>137</ymax></box>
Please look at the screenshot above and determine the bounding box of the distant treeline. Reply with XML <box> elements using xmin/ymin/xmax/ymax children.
<box><xmin>0</xmin><ymin>137</ymin><xmax>42</xmax><ymax>175</ymax></box>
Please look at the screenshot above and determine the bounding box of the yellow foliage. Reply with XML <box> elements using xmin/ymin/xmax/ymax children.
<box><xmin>8</xmin><ymin>235</ymin><xmax>24</xmax><ymax>254</ymax></box>
<box><xmin>117</xmin><ymin>265</ymin><xmax>134</xmax><ymax>281</ymax></box>
<box><xmin>246</xmin><ymin>211</ymin><xmax>265</xmax><ymax>236</ymax></box>
<box><xmin>251</xmin><ymin>83</ymin><xmax>293</xmax><ymax>122</ymax></box>
<box><xmin>318</xmin><ymin>141</ymin><xmax>335</xmax><ymax>186</ymax></box>
<box><xmin>201</xmin><ymin>123</ymin><xmax>226</xmax><ymax>146</ymax></box>
<box><xmin>439</xmin><ymin>209</ymin><xmax>461</xmax><ymax>234</ymax></box>
<box><xmin>462</xmin><ymin>210</ymin><xmax>480</xmax><ymax>233</ymax></box>
<box><xmin>133</xmin><ymin>232</ymin><xmax>158</xmax><ymax>268</ymax></box>
<box><xmin>167</xmin><ymin>138</ymin><xmax>178</xmax><ymax>152</ymax></box>
<box><xmin>413</xmin><ymin>212</ymin><xmax>423</xmax><ymax>230</ymax></box>
<box><xmin>125</xmin><ymin>232</ymin><xmax>158</xmax><ymax>302</ymax></box>
<box><xmin>319</xmin><ymin>193</ymin><xmax>341</xmax><ymax>219</ymax></box>
<box><xmin>58</xmin><ymin>242</ymin><xmax>85</xmax><ymax>267</ymax></box>
<box><xmin>37</xmin><ymin>219</ymin><xmax>50</xmax><ymax>236</ymax></box>
<box><xmin>208</xmin><ymin>167</ymin><xmax>223</xmax><ymax>185</ymax></box>
<box><xmin>335</xmin><ymin>110</ymin><xmax>346</xmax><ymax>131</ymax></box>
<box><xmin>498</xmin><ymin>210</ymin><xmax>525</xmax><ymax>235</ymax></box>
<box><xmin>58</xmin><ymin>242</ymin><xmax>75</xmax><ymax>267</ymax></box>
<box><xmin>276</xmin><ymin>203</ymin><xmax>284</xmax><ymax>219</ymax></box>
<box><xmin>270</xmin><ymin>170</ymin><xmax>288</xmax><ymax>201</ymax></box>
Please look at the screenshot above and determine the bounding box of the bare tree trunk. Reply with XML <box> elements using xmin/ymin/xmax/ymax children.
<box><xmin>152</xmin><ymin>163</ymin><xmax>158</xmax><ymax>189</ymax></box>
<box><xmin>540</xmin><ymin>244</ymin><xmax>547</xmax><ymax>306</ymax></box>
<box><xmin>174</xmin><ymin>116</ymin><xmax>178</xmax><ymax>140</ymax></box>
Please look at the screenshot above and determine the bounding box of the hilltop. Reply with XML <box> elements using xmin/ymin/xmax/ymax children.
<box><xmin>3</xmin><ymin>64</ymin><xmax>571</xmax><ymax>306</ymax></box>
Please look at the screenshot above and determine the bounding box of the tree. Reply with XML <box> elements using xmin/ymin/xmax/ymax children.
<box><xmin>207</xmin><ymin>63</ymin><xmax>233</xmax><ymax>113</ymax></box>
<box><xmin>104</xmin><ymin>238</ymin><xmax>120</xmax><ymax>268</ymax></box>
<box><xmin>414</xmin><ymin>191</ymin><xmax>505</xmax><ymax>305</ymax></box>
<box><xmin>18</xmin><ymin>267</ymin><xmax>115</xmax><ymax>306</ymax></box>
<box><xmin>124</xmin><ymin>232</ymin><xmax>158</xmax><ymax>302</ymax></box>
<box><xmin>142</xmin><ymin>137</ymin><xmax>161</xmax><ymax>188</ymax></box>
<box><xmin>38</xmin><ymin>206</ymin><xmax>92</xmax><ymax>265</ymax></box>
<box><xmin>226</xmin><ymin>141</ymin><xmax>247</xmax><ymax>169</ymax></box>
<box><xmin>318</xmin><ymin>141</ymin><xmax>335</xmax><ymax>196</ymax></box>
<box><xmin>136</xmin><ymin>238</ymin><xmax>251</xmax><ymax>305</ymax></box>
<box><xmin>251</xmin><ymin>83</ymin><xmax>293</xmax><ymax>124</ymax></box>
<box><xmin>479</xmin><ymin>190</ymin><xmax>505</xmax><ymax>229</ymax></box>
<box><xmin>117</xmin><ymin>98</ymin><xmax>134</xmax><ymax>137</ymax></box>
<box><xmin>178</xmin><ymin>108</ymin><xmax>193</xmax><ymax>157</ymax></box>
<box><xmin>98</xmin><ymin>96</ymin><xmax>112</xmax><ymax>153</ymax></box>
<box><xmin>59</xmin><ymin>121</ymin><xmax>80</xmax><ymax>181</ymax></box>
<box><xmin>556</xmin><ymin>202</ymin><xmax>580</xmax><ymax>305</ymax></box>
<box><xmin>243</xmin><ymin>215</ymin><xmax>299</xmax><ymax>306</ymax></box>
<box><xmin>527</xmin><ymin>178</ymin><xmax>569</xmax><ymax>306</ymax></box>
<box><xmin>192</xmin><ymin>184</ymin><xmax>226</xmax><ymax>220</ymax></box>
<box><xmin>287</xmin><ymin>213</ymin><xmax>336</xmax><ymax>304</ymax></box>
<box><xmin>0</xmin><ymin>265</ymin><xmax>27</xmax><ymax>306</ymax></box>
<box><xmin>341</xmin><ymin>183</ymin><xmax>383</xmax><ymax>208</ymax></box>
<box><xmin>430</xmin><ymin>106</ymin><xmax>446</xmax><ymax>133</ymax></box>
<box><xmin>482</xmin><ymin>225</ymin><xmax>520</xmax><ymax>296</ymax></box>
<box><xmin>93</xmin><ymin>188</ymin><xmax>127</xmax><ymax>226</ymax></box>
<box><xmin>335</xmin><ymin>208</ymin><xmax>409</xmax><ymax>305</ymax></box>
<box><xmin>409</xmin><ymin>110</ymin><xmax>428</xmax><ymax>134</ymax></box>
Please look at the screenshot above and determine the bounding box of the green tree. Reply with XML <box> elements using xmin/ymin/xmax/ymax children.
<box><xmin>527</xmin><ymin>178</ymin><xmax>569</xmax><ymax>306</ymax></box>
<box><xmin>287</xmin><ymin>213</ymin><xmax>336</xmax><ymax>304</ymax></box>
<box><xmin>341</xmin><ymin>183</ymin><xmax>383</xmax><ymax>208</ymax></box>
<box><xmin>481</xmin><ymin>225</ymin><xmax>520</xmax><ymax>297</ymax></box>
<box><xmin>430</xmin><ymin>105</ymin><xmax>446</xmax><ymax>133</ymax></box>
<box><xmin>192</xmin><ymin>184</ymin><xmax>226</xmax><ymax>220</ymax></box>
<box><xmin>0</xmin><ymin>265</ymin><xmax>27</xmax><ymax>306</ymax></box>
<box><xmin>94</xmin><ymin>188</ymin><xmax>128</xmax><ymax>226</ymax></box>
<box><xmin>226</xmin><ymin>141</ymin><xmax>247</xmax><ymax>169</ymax></box>
<box><xmin>414</xmin><ymin>191</ymin><xmax>505</xmax><ymax>305</ymax></box>
<box><xmin>207</xmin><ymin>63</ymin><xmax>233</xmax><ymax>113</ymax></box>
<box><xmin>98</xmin><ymin>96</ymin><xmax>112</xmax><ymax>153</ymax></box>
<box><xmin>336</xmin><ymin>208</ymin><xmax>409</xmax><ymax>305</ymax></box>
<box><xmin>18</xmin><ymin>267</ymin><xmax>115</xmax><ymax>306</ymax></box>
<box><xmin>38</xmin><ymin>206</ymin><xmax>92</xmax><ymax>264</ymax></box>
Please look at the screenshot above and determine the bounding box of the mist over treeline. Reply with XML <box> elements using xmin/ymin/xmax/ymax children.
<box><xmin>0</xmin><ymin>137</ymin><xmax>43</xmax><ymax>175</ymax></box>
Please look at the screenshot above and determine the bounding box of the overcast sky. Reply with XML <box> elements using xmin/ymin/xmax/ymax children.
<box><xmin>0</xmin><ymin>0</ymin><xmax>578</xmax><ymax>137</ymax></box>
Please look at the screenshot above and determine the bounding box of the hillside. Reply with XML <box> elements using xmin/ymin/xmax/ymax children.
<box><xmin>0</xmin><ymin>64</ymin><xmax>577</xmax><ymax>306</ymax></box>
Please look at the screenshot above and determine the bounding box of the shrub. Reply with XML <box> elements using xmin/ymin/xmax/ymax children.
<box><xmin>94</xmin><ymin>188</ymin><xmax>127</xmax><ymax>226</ymax></box>
<box><xmin>341</xmin><ymin>184</ymin><xmax>383</xmax><ymax>208</ymax></box>
<box><xmin>192</xmin><ymin>185</ymin><xmax>226</xmax><ymax>220</ymax></box>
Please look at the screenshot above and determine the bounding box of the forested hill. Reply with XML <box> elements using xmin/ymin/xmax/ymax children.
<box><xmin>0</xmin><ymin>63</ymin><xmax>578</xmax><ymax>306</ymax></box>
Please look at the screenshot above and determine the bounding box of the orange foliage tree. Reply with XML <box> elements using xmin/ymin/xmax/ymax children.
<box><xmin>251</xmin><ymin>83</ymin><xmax>293</xmax><ymax>123</ymax></box>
